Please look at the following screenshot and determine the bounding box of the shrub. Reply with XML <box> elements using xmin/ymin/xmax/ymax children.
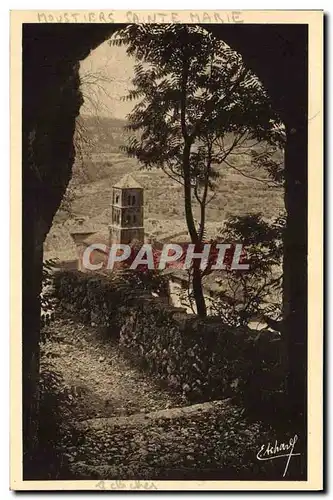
<box><xmin>53</xmin><ymin>269</ymin><xmax>168</xmax><ymax>336</ymax></box>
<box><xmin>34</xmin><ymin>359</ymin><xmax>79</xmax><ymax>479</ymax></box>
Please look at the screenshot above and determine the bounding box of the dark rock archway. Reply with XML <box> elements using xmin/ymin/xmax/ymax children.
<box><xmin>22</xmin><ymin>23</ymin><xmax>308</xmax><ymax>477</ymax></box>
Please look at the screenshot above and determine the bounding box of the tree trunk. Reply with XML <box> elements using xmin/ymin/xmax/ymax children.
<box><xmin>179</xmin><ymin>51</ymin><xmax>207</xmax><ymax>318</ymax></box>
<box><xmin>192</xmin><ymin>264</ymin><xmax>207</xmax><ymax>317</ymax></box>
<box><xmin>283</xmin><ymin>122</ymin><xmax>308</xmax><ymax>421</ymax></box>
<box><xmin>182</xmin><ymin>142</ymin><xmax>207</xmax><ymax>317</ymax></box>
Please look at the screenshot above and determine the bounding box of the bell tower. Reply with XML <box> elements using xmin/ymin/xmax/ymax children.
<box><xmin>109</xmin><ymin>174</ymin><xmax>144</xmax><ymax>246</ymax></box>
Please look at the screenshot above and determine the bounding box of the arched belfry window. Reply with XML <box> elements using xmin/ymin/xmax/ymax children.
<box><xmin>127</xmin><ymin>195</ymin><xmax>131</xmax><ymax>205</ymax></box>
<box><xmin>132</xmin><ymin>195</ymin><xmax>136</xmax><ymax>205</ymax></box>
<box><xmin>115</xmin><ymin>194</ymin><xmax>119</xmax><ymax>204</ymax></box>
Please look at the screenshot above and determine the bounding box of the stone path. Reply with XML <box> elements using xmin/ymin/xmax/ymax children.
<box><xmin>40</xmin><ymin>315</ymin><xmax>281</xmax><ymax>481</ymax></box>
<box><xmin>41</xmin><ymin>317</ymin><xmax>184</xmax><ymax>422</ymax></box>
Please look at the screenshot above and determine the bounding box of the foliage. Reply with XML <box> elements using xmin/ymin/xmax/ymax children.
<box><xmin>210</xmin><ymin>213</ymin><xmax>285</xmax><ymax>329</ymax></box>
<box><xmin>40</xmin><ymin>258</ymin><xmax>58</xmax><ymax>310</ymax></box>
<box><xmin>112</xmin><ymin>24</ymin><xmax>284</xmax><ymax>316</ymax></box>
<box><xmin>53</xmin><ymin>269</ymin><xmax>168</xmax><ymax>335</ymax></box>
<box><xmin>114</xmin><ymin>24</ymin><xmax>284</xmax><ymax>198</ymax></box>
<box><xmin>35</xmin><ymin>356</ymin><xmax>78</xmax><ymax>479</ymax></box>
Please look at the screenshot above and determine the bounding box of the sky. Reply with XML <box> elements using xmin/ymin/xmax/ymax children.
<box><xmin>79</xmin><ymin>40</ymin><xmax>136</xmax><ymax>119</ymax></box>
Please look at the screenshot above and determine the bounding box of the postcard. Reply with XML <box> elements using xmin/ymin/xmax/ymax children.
<box><xmin>10</xmin><ymin>10</ymin><xmax>323</xmax><ymax>491</ymax></box>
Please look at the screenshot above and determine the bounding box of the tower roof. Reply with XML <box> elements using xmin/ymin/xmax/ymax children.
<box><xmin>113</xmin><ymin>173</ymin><xmax>143</xmax><ymax>189</ymax></box>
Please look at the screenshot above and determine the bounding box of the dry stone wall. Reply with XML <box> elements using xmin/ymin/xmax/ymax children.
<box><xmin>54</xmin><ymin>269</ymin><xmax>283</xmax><ymax>407</ymax></box>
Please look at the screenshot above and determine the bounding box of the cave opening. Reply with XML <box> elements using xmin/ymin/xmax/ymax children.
<box><xmin>22</xmin><ymin>23</ymin><xmax>308</xmax><ymax>480</ymax></box>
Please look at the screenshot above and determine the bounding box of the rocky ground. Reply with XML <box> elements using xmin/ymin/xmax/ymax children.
<box><xmin>39</xmin><ymin>316</ymin><xmax>297</xmax><ymax>481</ymax></box>
<box><xmin>41</xmin><ymin>317</ymin><xmax>184</xmax><ymax>421</ymax></box>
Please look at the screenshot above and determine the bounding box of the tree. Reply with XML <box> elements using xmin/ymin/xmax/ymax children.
<box><xmin>212</xmin><ymin>213</ymin><xmax>285</xmax><ymax>329</ymax></box>
<box><xmin>113</xmin><ymin>24</ymin><xmax>284</xmax><ymax>316</ymax></box>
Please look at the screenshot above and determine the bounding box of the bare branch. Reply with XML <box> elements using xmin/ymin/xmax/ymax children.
<box><xmin>223</xmin><ymin>159</ymin><xmax>280</xmax><ymax>187</ymax></box>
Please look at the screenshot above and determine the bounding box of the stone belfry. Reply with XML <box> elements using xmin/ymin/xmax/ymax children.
<box><xmin>109</xmin><ymin>174</ymin><xmax>144</xmax><ymax>246</ymax></box>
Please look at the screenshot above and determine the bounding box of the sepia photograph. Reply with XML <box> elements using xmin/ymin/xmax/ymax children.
<box><xmin>10</xmin><ymin>10</ymin><xmax>323</xmax><ymax>490</ymax></box>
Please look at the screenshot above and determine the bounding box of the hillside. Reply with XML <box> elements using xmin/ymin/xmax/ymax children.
<box><xmin>76</xmin><ymin>115</ymin><xmax>129</xmax><ymax>154</ymax></box>
<box><xmin>44</xmin><ymin>116</ymin><xmax>285</xmax><ymax>260</ymax></box>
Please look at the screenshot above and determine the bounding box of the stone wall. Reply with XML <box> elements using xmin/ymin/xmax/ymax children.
<box><xmin>54</xmin><ymin>269</ymin><xmax>283</xmax><ymax>407</ymax></box>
